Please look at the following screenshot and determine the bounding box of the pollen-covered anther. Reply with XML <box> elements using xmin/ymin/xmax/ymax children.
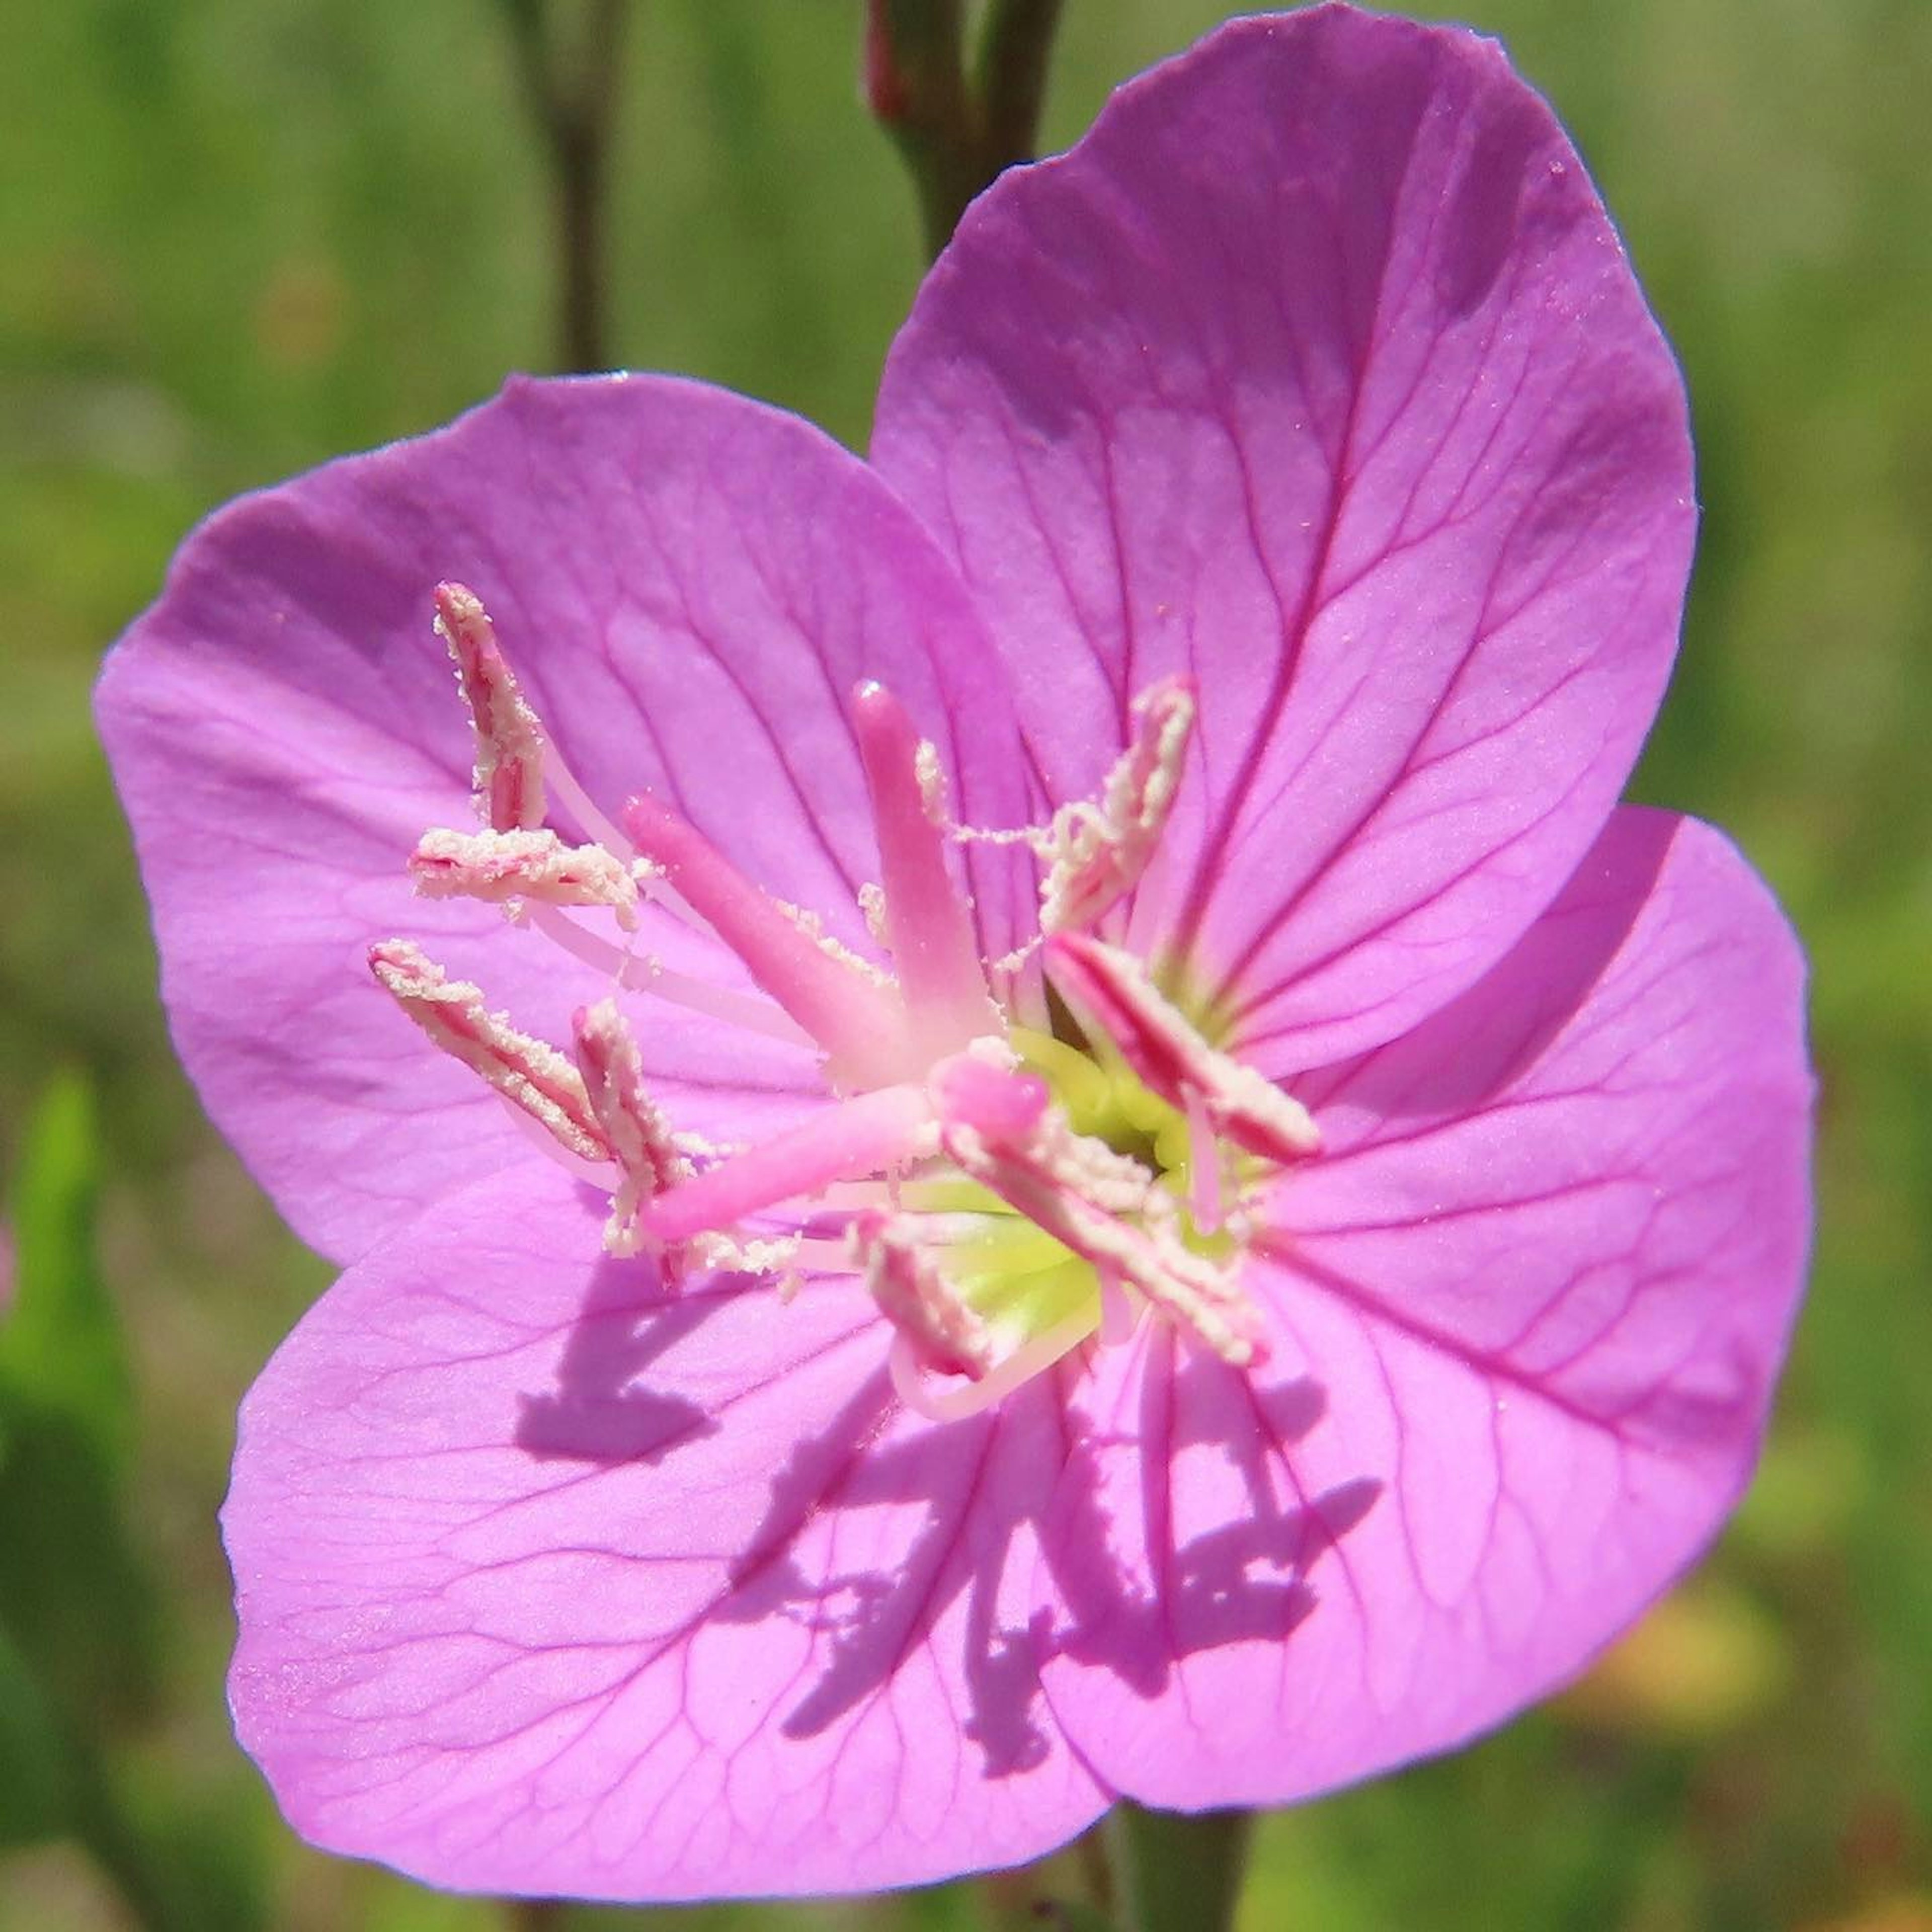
<box><xmin>572</xmin><ymin>998</ymin><xmax>691</xmax><ymax>1255</ymax></box>
<box><xmin>368</xmin><ymin>938</ymin><xmax>609</xmax><ymax>1163</ymax></box>
<box><xmin>929</xmin><ymin>1053</ymin><xmax>1265</xmax><ymax>1367</ymax></box>
<box><xmin>851</xmin><ymin>1209</ymin><xmax>997</xmax><ymax>1381</ymax></box>
<box><xmin>1047</xmin><ymin>931</ymin><xmax>1319</xmax><ymax>1164</ymax></box>
<box><xmin>1039</xmin><ymin>676</ymin><xmax>1195</xmax><ymax>934</ymax></box>
<box><xmin>410</xmin><ymin>827</ymin><xmax>642</xmax><ymax>930</ymax></box>
<box><xmin>688</xmin><ymin>1230</ymin><xmax>803</xmax><ymax>1279</ymax></box>
<box><xmin>434</xmin><ymin>582</ymin><xmax>547</xmax><ymax>833</ymax></box>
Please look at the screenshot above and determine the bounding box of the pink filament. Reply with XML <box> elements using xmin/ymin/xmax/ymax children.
<box><xmin>623</xmin><ymin>791</ymin><xmax>910</xmax><ymax>1087</ymax></box>
<box><xmin>927</xmin><ymin>1056</ymin><xmax>1051</xmax><ymax>1141</ymax></box>
<box><xmin>1097</xmin><ymin>1265</ymin><xmax>1140</xmax><ymax>1345</ymax></box>
<box><xmin>641</xmin><ymin>1082</ymin><xmax>933</xmax><ymax>1244</ymax></box>
<box><xmin>528</xmin><ymin>906</ymin><xmax>813</xmax><ymax>1047</ymax></box>
<box><xmin>887</xmin><ymin>1310</ymin><xmax>1094</xmax><ymax>1423</ymax></box>
<box><xmin>850</xmin><ymin>681</ymin><xmax>999</xmax><ymax>1060</ymax></box>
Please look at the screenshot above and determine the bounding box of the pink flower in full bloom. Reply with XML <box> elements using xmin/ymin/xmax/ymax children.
<box><xmin>97</xmin><ymin>6</ymin><xmax>1810</xmax><ymax>1903</ymax></box>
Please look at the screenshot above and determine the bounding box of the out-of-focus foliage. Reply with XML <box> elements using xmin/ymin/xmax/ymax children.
<box><xmin>1</xmin><ymin>1</ymin><xmax>1926</xmax><ymax>1926</ymax></box>
<box><xmin>0</xmin><ymin>1074</ymin><xmax>154</xmax><ymax>1735</ymax></box>
<box><xmin>0</xmin><ymin>1078</ymin><xmax>265</xmax><ymax>1930</ymax></box>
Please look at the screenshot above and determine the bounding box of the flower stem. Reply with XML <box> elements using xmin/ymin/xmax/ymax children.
<box><xmin>497</xmin><ymin>0</ymin><xmax>630</xmax><ymax>372</ymax></box>
<box><xmin>504</xmin><ymin>1901</ymin><xmax>568</xmax><ymax>1932</ymax></box>
<box><xmin>974</xmin><ymin>0</ymin><xmax>1066</xmax><ymax>168</ymax></box>
<box><xmin>1102</xmin><ymin>1802</ymin><xmax>1256</xmax><ymax>1932</ymax></box>
<box><xmin>865</xmin><ymin>0</ymin><xmax>1066</xmax><ymax>259</ymax></box>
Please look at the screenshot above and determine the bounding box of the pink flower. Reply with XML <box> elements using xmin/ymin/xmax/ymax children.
<box><xmin>97</xmin><ymin>5</ymin><xmax>1810</xmax><ymax>1903</ymax></box>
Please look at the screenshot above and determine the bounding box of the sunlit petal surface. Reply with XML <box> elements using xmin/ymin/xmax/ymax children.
<box><xmin>97</xmin><ymin>5</ymin><xmax>1811</xmax><ymax>1901</ymax></box>
<box><xmin>1033</xmin><ymin>810</ymin><xmax>1809</xmax><ymax>1807</ymax></box>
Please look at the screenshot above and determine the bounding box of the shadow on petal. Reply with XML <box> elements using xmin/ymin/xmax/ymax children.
<box><xmin>1292</xmin><ymin>809</ymin><xmax>1676</xmax><ymax>1126</ymax></box>
<box><xmin>511</xmin><ymin>1261</ymin><xmax>1067</xmax><ymax>1782</ymax></box>
<box><xmin>510</xmin><ymin>1258</ymin><xmax>1383</xmax><ymax>1790</ymax></box>
<box><xmin>514</xmin><ymin>1250</ymin><xmax>720</xmax><ymax>1463</ymax></box>
<box><xmin>720</xmin><ymin>1373</ymin><xmax>1059</xmax><ymax>1780</ymax></box>
<box><xmin>1434</xmin><ymin>87</ymin><xmax>1541</xmax><ymax>318</ymax></box>
<box><xmin>1038</xmin><ymin>1339</ymin><xmax>1382</xmax><ymax>1699</ymax></box>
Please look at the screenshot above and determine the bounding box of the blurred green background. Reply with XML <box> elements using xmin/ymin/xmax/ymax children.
<box><xmin>2</xmin><ymin>0</ymin><xmax>1927</xmax><ymax>1927</ymax></box>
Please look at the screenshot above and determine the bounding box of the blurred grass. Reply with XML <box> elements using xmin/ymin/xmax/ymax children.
<box><xmin>1</xmin><ymin>0</ymin><xmax>1927</xmax><ymax>1927</ymax></box>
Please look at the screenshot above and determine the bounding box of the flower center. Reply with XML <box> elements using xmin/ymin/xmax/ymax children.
<box><xmin>373</xmin><ymin>584</ymin><xmax>1318</xmax><ymax>1417</ymax></box>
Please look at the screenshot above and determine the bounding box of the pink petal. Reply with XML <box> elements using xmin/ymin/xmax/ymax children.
<box><xmin>97</xmin><ymin>376</ymin><xmax>1035</xmax><ymax>1261</ymax></box>
<box><xmin>873</xmin><ymin>8</ymin><xmax>1694</xmax><ymax>1067</ymax></box>
<box><xmin>224</xmin><ymin>1163</ymin><xmax>1106</xmax><ymax>1899</ymax></box>
<box><xmin>1033</xmin><ymin>809</ymin><xmax>1810</xmax><ymax>1807</ymax></box>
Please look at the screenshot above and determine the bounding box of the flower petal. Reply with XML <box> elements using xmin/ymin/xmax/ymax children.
<box><xmin>873</xmin><ymin>7</ymin><xmax>1694</xmax><ymax>1066</ymax></box>
<box><xmin>97</xmin><ymin>376</ymin><xmax>1036</xmax><ymax>1260</ymax></box>
<box><xmin>1033</xmin><ymin>809</ymin><xmax>1809</xmax><ymax>1807</ymax></box>
<box><xmin>224</xmin><ymin>1163</ymin><xmax>1106</xmax><ymax>1898</ymax></box>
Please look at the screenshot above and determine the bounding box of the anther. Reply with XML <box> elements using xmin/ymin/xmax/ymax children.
<box><xmin>1047</xmin><ymin>931</ymin><xmax>1319</xmax><ymax>1164</ymax></box>
<box><xmin>410</xmin><ymin>827</ymin><xmax>643</xmax><ymax>929</ymax></box>
<box><xmin>435</xmin><ymin>583</ymin><xmax>547</xmax><ymax>833</ymax></box>
<box><xmin>851</xmin><ymin>1209</ymin><xmax>997</xmax><ymax>1381</ymax></box>
<box><xmin>369</xmin><ymin>939</ymin><xmax>608</xmax><ymax>1163</ymax></box>
<box><xmin>572</xmin><ymin>999</ymin><xmax>689</xmax><ymax>1254</ymax></box>
<box><xmin>929</xmin><ymin>1052</ymin><xmax>1264</xmax><ymax>1366</ymax></box>
<box><xmin>1039</xmin><ymin>677</ymin><xmax>1195</xmax><ymax>933</ymax></box>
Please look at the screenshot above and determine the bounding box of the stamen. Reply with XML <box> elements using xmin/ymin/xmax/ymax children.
<box><xmin>534</xmin><ymin>746</ymin><xmax>633</xmax><ymax>863</ymax></box>
<box><xmin>780</xmin><ymin>1236</ymin><xmax>852</xmax><ymax>1270</ymax></box>
<box><xmin>1039</xmin><ymin>677</ymin><xmax>1195</xmax><ymax>933</ymax></box>
<box><xmin>503</xmin><ymin>1100</ymin><xmax>614</xmax><ymax>1183</ymax></box>
<box><xmin>931</xmin><ymin>1053</ymin><xmax>1264</xmax><ymax>1366</ymax></box>
<box><xmin>640</xmin><ymin>1083</ymin><xmax>936</xmax><ymax>1245</ymax></box>
<box><xmin>435</xmin><ymin>583</ymin><xmax>547</xmax><ymax>833</ymax></box>
<box><xmin>391</xmin><ymin>609</ymin><xmax>1276</xmax><ymax>1409</ymax></box>
<box><xmin>368</xmin><ymin>938</ymin><xmax>608</xmax><ymax>1163</ymax></box>
<box><xmin>572</xmin><ymin>999</ymin><xmax>690</xmax><ymax>1254</ymax></box>
<box><xmin>888</xmin><ymin>1307</ymin><xmax>1095</xmax><ymax>1423</ymax></box>
<box><xmin>1047</xmin><ymin>931</ymin><xmax>1319</xmax><ymax>1164</ymax></box>
<box><xmin>435</xmin><ymin>582</ymin><xmax>635</xmax><ymax>855</ymax></box>
<box><xmin>624</xmin><ymin>791</ymin><xmax>912</xmax><ymax>1088</ymax></box>
<box><xmin>851</xmin><ymin>1208</ymin><xmax>996</xmax><ymax>1380</ymax></box>
<box><xmin>851</xmin><ymin>681</ymin><xmax>1001</xmax><ymax>1060</ymax></box>
<box><xmin>1097</xmin><ymin>1265</ymin><xmax>1141</xmax><ymax>1346</ymax></box>
<box><xmin>410</xmin><ymin>827</ymin><xmax>642</xmax><ymax>929</ymax></box>
<box><xmin>1184</xmin><ymin>1085</ymin><xmax>1226</xmax><ymax>1233</ymax></box>
<box><xmin>527</xmin><ymin>906</ymin><xmax>815</xmax><ymax>1047</ymax></box>
<box><xmin>932</xmin><ymin>1055</ymin><xmax>1149</xmax><ymax>1212</ymax></box>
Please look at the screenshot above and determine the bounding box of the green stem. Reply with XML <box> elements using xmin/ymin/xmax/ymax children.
<box><xmin>866</xmin><ymin>0</ymin><xmax>974</xmax><ymax>260</ymax></box>
<box><xmin>975</xmin><ymin>0</ymin><xmax>1066</xmax><ymax>169</ymax></box>
<box><xmin>1103</xmin><ymin>1802</ymin><xmax>1256</xmax><ymax>1932</ymax></box>
<box><xmin>865</xmin><ymin>0</ymin><xmax>1067</xmax><ymax>259</ymax></box>
<box><xmin>497</xmin><ymin>0</ymin><xmax>630</xmax><ymax>372</ymax></box>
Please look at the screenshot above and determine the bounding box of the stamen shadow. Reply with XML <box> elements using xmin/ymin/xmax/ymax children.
<box><xmin>515</xmin><ymin>1270</ymin><xmax>1382</xmax><ymax>1787</ymax></box>
<box><xmin>1042</xmin><ymin>1347</ymin><xmax>1380</xmax><ymax>1697</ymax></box>
<box><xmin>513</xmin><ymin>1249</ymin><xmax>718</xmax><ymax>1464</ymax></box>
